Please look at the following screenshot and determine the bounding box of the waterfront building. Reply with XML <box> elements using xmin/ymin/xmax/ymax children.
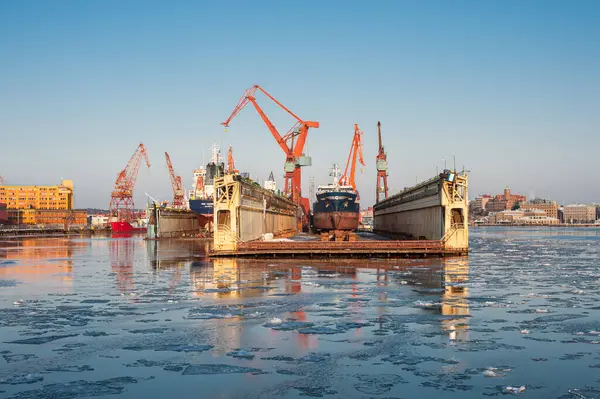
<box><xmin>520</xmin><ymin>199</ymin><xmax>559</xmax><ymax>219</ymax></box>
<box><xmin>472</xmin><ymin>194</ymin><xmax>492</xmax><ymax>211</ymax></box>
<box><xmin>485</xmin><ymin>187</ymin><xmax>526</xmax><ymax>212</ymax></box>
<box><xmin>88</xmin><ymin>214</ymin><xmax>110</xmax><ymax>227</ymax></box>
<box><xmin>488</xmin><ymin>209</ymin><xmax>559</xmax><ymax>225</ymax></box>
<box><xmin>0</xmin><ymin>203</ymin><xmax>7</xmax><ymax>224</ymax></box>
<box><xmin>563</xmin><ymin>204</ymin><xmax>597</xmax><ymax>224</ymax></box>
<box><xmin>6</xmin><ymin>209</ymin><xmax>87</xmax><ymax>227</ymax></box>
<box><xmin>0</xmin><ymin>179</ymin><xmax>74</xmax><ymax>210</ymax></box>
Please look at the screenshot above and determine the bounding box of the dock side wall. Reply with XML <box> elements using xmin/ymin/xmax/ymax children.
<box><xmin>374</xmin><ymin>190</ymin><xmax>443</xmax><ymax>240</ymax></box>
<box><xmin>214</xmin><ymin>175</ymin><xmax>298</xmax><ymax>251</ymax></box>
<box><xmin>157</xmin><ymin>210</ymin><xmax>200</xmax><ymax>238</ymax></box>
<box><xmin>373</xmin><ymin>174</ymin><xmax>469</xmax><ymax>249</ymax></box>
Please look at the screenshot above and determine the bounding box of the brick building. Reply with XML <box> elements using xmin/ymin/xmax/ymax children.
<box><xmin>485</xmin><ymin>187</ymin><xmax>526</xmax><ymax>212</ymax></box>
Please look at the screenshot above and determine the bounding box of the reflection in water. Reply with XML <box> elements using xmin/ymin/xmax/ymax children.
<box><xmin>146</xmin><ymin>239</ymin><xmax>211</xmax><ymax>295</ymax></box>
<box><xmin>109</xmin><ymin>238</ymin><xmax>135</xmax><ymax>293</ymax></box>
<box><xmin>146</xmin><ymin>239</ymin><xmax>469</xmax><ymax>346</ymax></box>
<box><xmin>0</xmin><ymin>238</ymin><xmax>88</xmax><ymax>287</ymax></box>
<box><xmin>441</xmin><ymin>257</ymin><xmax>470</xmax><ymax>341</ymax></box>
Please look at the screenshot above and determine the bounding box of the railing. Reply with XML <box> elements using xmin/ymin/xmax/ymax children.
<box><xmin>213</xmin><ymin>224</ymin><xmax>243</xmax><ymax>251</ymax></box>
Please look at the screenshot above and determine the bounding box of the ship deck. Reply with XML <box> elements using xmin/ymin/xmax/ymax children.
<box><xmin>209</xmin><ymin>232</ymin><xmax>468</xmax><ymax>258</ymax></box>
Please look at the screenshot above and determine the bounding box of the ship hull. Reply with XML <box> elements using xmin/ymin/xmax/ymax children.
<box><xmin>313</xmin><ymin>211</ymin><xmax>359</xmax><ymax>231</ymax></box>
<box><xmin>111</xmin><ymin>221</ymin><xmax>145</xmax><ymax>233</ymax></box>
<box><xmin>312</xmin><ymin>191</ymin><xmax>360</xmax><ymax>232</ymax></box>
<box><xmin>189</xmin><ymin>199</ymin><xmax>213</xmax><ymax>216</ymax></box>
<box><xmin>189</xmin><ymin>199</ymin><xmax>213</xmax><ymax>229</ymax></box>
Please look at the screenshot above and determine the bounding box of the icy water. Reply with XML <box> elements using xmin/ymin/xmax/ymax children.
<box><xmin>1</xmin><ymin>228</ymin><xmax>600</xmax><ymax>398</ymax></box>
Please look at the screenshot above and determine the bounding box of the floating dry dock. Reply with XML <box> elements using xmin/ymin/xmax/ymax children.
<box><xmin>210</xmin><ymin>238</ymin><xmax>467</xmax><ymax>258</ymax></box>
<box><xmin>210</xmin><ymin>171</ymin><xmax>469</xmax><ymax>259</ymax></box>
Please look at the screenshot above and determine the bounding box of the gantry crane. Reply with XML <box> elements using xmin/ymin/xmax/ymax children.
<box><xmin>109</xmin><ymin>143</ymin><xmax>150</xmax><ymax>223</ymax></box>
<box><xmin>221</xmin><ymin>85</ymin><xmax>319</xmax><ymax>230</ymax></box>
<box><xmin>375</xmin><ymin>121</ymin><xmax>389</xmax><ymax>203</ymax></box>
<box><xmin>165</xmin><ymin>152</ymin><xmax>185</xmax><ymax>208</ymax></box>
<box><xmin>340</xmin><ymin>124</ymin><xmax>366</xmax><ymax>191</ymax></box>
<box><xmin>227</xmin><ymin>146</ymin><xmax>238</xmax><ymax>174</ymax></box>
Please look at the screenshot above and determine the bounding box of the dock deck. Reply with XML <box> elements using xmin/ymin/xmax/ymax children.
<box><xmin>209</xmin><ymin>238</ymin><xmax>468</xmax><ymax>258</ymax></box>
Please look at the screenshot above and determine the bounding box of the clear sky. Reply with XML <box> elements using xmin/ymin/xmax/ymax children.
<box><xmin>1</xmin><ymin>0</ymin><xmax>599</xmax><ymax>208</ymax></box>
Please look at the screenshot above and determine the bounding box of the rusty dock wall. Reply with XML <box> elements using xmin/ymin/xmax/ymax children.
<box><xmin>209</xmin><ymin>239</ymin><xmax>468</xmax><ymax>258</ymax></box>
<box><xmin>147</xmin><ymin>207</ymin><xmax>201</xmax><ymax>239</ymax></box>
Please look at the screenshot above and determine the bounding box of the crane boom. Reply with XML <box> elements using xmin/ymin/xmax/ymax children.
<box><xmin>340</xmin><ymin>124</ymin><xmax>365</xmax><ymax>191</ymax></box>
<box><xmin>109</xmin><ymin>143</ymin><xmax>151</xmax><ymax>223</ymax></box>
<box><xmin>165</xmin><ymin>152</ymin><xmax>185</xmax><ymax>208</ymax></box>
<box><xmin>221</xmin><ymin>84</ymin><xmax>319</xmax><ymax>230</ymax></box>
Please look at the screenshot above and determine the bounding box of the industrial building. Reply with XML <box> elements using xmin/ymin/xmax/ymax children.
<box><xmin>6</xmin><ymin>209</ymin><xmax>87</xmax><ymax>227</ymax></box>
<box><xmin>0</xmin><ymin>179</ymin><xmax>74</xmax><ymax>210</ymax></box>
<box><xmin>0</xmin><ymin>179</ymin><xmax>88</xmax><ymax>228</ymax></box>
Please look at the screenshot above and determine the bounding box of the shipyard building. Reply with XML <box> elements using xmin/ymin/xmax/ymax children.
<box><xmin>0</xmin><ymin>179</ymin><xmax>86</xmax><ymax>227</ymax></box>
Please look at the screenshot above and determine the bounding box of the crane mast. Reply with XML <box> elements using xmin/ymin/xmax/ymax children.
<box><xmin>221</xmin><ymin>85</ymin><xmax>319</xmax><ymax>230</ymax></box>
<box><xmin>340</xmin><ymin>124</ymin><xmax>366</xmax><ymax>191</ymax></box>
<box><xmin>165</xmin><ymin>152</ymin><xmax>185</xmax><ymax>208</ymax></box>
<box><xmin>227</xmin><ymin>146</ymin><xmax>238</xmax><ymax>174</ymax></box>
<box><xmin>109</xmin><ymin>143</ymin><xmax>150</xmax><ymax>223</ymax></box>
<box><xmin>375</xmin><ymin>121</ymin><xmax>389</xmax><ymax>203</ymax></box>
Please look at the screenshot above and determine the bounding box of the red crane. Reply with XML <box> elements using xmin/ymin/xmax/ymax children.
<box><xmin>165</xmin><ymin>152</ymin><xmax>185</xmax><ymax>208</ymax></box>
<box><xmin>227</xmin><ymin>146</ymin><xmax>238</xmax><ymax>174</ymax></box>
<box><xmin>109</xmin><ymin>143</ymin><xmax>150</xmax><ymax>223</ymax></box>
<box><xmin>375</xmin><ymin>121</ymin><xmax>389</xmax><ymax>203</ymax></box>
<box><xmin>340</xmin><ymin>123</ymin><xmax>366</xmax><ymax>191</ymax></box>
<box><xmin>221</xmin><ymin>85</ymin><xmax>319</xmax><ymax>229</ymax></box>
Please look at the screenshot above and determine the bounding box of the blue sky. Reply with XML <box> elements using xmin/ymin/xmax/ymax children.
<box><xmin>1</xmin><ymin>0</ymin><xmax>599</xmax><ymax>208</ymax></box>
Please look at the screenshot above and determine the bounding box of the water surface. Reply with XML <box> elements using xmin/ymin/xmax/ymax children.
<box><xmin>1</xmin><ymin>228</ymin><xmax>600</xmax><ymax>398</ymax></box>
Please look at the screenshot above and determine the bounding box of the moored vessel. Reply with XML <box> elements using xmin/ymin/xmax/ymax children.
<box><xmin>110</xmin><ymin>217</ymin><xmax>147</xmax><ymax>233</ymax></box>
<box><xmin>188</xmin><ymin>144</ymin><xmax>224</xmax><ymax>230</ymax></box>
<box><xmin>312</xmin><ymin>164</ymin><xmax>360</xmax><ymax>233</ymax></box>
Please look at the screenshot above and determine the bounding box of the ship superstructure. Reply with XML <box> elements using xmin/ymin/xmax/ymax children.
<box><xmin>189</xmin><ymin>144</ymin><xmax>224</xmax><ymax>229</ymax></box>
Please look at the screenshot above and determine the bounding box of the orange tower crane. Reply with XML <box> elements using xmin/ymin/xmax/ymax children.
<box><xmin>221</xmin><ymin>85</ymin><xmax>319</xmax><ymax>229</ymax></box>
<box><xmin>109</xmin><ymin>143</ymin><xmax>150</xmax><ymax>223</ymax></box>
<box><xmin>193</xmin><ymin>171</ymin><xmax>204</xmax><ymax>198</ymax></box>
<box><xmin>227</xmin><ymin>146</ymin><xmax>238</xmax><ymax>174</ymax></box>
<box><xmin>375</xmin><ymin>121</ymin><xmax>389</xmax><ymax>203</ymax></box>
<box><xmin>340</xmin><ymin>124</ymin><xmax>366</xmax><ymax>191</ymax></box>
<box><xmin>165</xmin><ymin>152</ymin><xmax>185</xmax><ymax>208</ymax></box>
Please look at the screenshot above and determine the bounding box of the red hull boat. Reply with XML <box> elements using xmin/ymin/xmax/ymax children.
<box><xmin>110</xmin><ymin>221</ymin><xmax>145</xmax><ymax>233</ymax></box>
